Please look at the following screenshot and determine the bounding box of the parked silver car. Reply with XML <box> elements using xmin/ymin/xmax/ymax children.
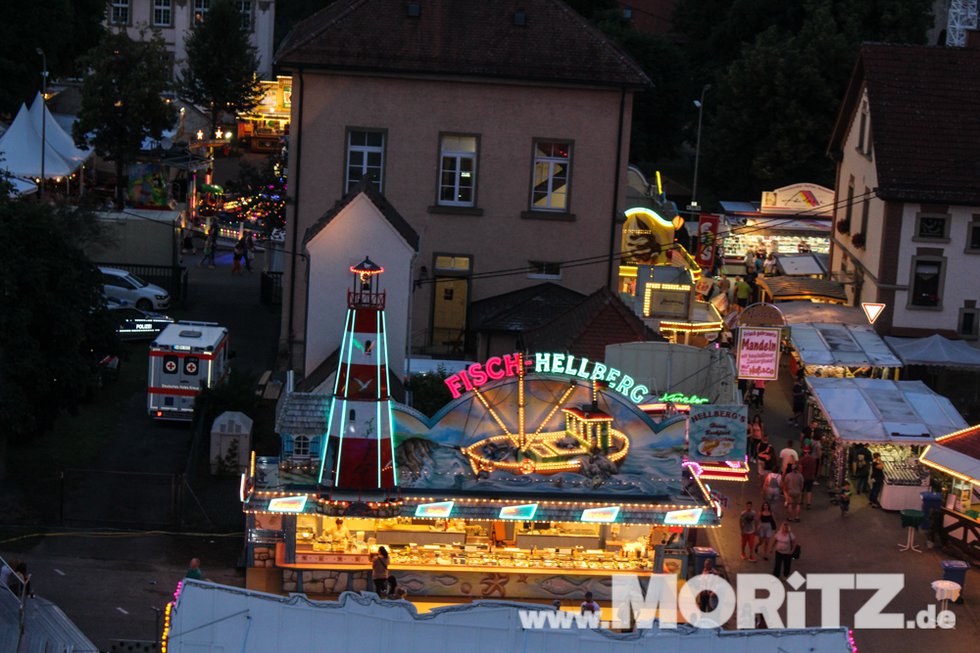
<box><xmin>99</xmin><ymin>266</ymin><xmax>171</xmax><ymax>310</ymax></box>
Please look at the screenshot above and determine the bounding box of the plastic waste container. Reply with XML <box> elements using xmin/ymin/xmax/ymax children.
<box><xmin>920</xmin><ymin>492</ymin><xmax>943</xmax><ymax>530</ymax></box>
<box><xmin>692</xmin><ymin>546</ymin><xmax>718</xmax><ymax>576</ymax></box>
<box><xmin>941</xmin><ymin>560</ymin><xmax>969</xmax><ymax>603</ymax></box>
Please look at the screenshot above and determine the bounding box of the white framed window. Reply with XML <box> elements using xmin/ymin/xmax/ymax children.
<box><xmin>193</xmin><ymin>0</ymin><xmax>210</xmax><ymax>24</ymax></box>
<box><xmin>345</xmin><ymin>129</ymin><xmax>385</xmax><ymax>192</ymax></box>
<box><xmin>237</xmin><ymin>1</ymin><xmax>253</xmax><ymax>30</ymax></box>
<box><xmin>109</xmin><ymin>0</ymin><xmax>130</xmax><ymax>25</ymax></box>
<box><xmin>434</xmin><ymin>255</ymin><xmax>471</xmax><ymax>273</ymax></box>
<box><xmin>293</xmin><ymin>435</ymin><xmax>310</xmax><ymax>457</ymax></box>
<box><xmin>914</xmin><ymin>213</ymin><xmax>950</xmax><ymax>241</ymax></box>
<box><xmin>438</xmin><ymin>135</ymin><xmax>477</xmax><ymax>207</ymax></box>
<box><xmin>530</xmin><ymin>140</ymin><xmax>571</xmax><ymax>212</ymax></box>
<box><xmin>528</xmin><ymin>261</ymin><xmax>561</xmax><ymax>279</ymax></box>
<box><xmin>958</xmin><ymin>308</ymin><xmax>979</xmax><ymax>340</ymax></box>
<box><xmin>153</xmin><ymin>0</ymin><xmax>173</xmax><ymax>26</ymax></box>
<box><xmin>967</xmin><ymin>218</ymin><xmax>980</xmax><ymax>253</ymax></box>
<box><xmin>908</xmin><ymin>256</ymin><xmax>946</xmax><ymax>309</ymax></box>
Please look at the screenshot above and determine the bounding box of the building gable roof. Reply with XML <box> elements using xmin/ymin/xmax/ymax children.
<box><xmin>276</xmin><ymin>0</ymin><xmax>650</xmax><ymax>88</ymax></box>
<box><xmin>525</xmin><ymin>286</ymin><xmax>661</xmax><ymax>361</ymax></box>
<box><xmin>303</xmin><ymin>177</ymin><xmax>420</xmax><ymax>251</ymax></box>
<box><xmin>468</xmin><ymin>282</ymin><xmax>586</xmax><ymax>332</ymax></box>
<box><xmin>829</xmin><ymin>43</ymin><xmax>980</xmax><ymax>204</ymax></box>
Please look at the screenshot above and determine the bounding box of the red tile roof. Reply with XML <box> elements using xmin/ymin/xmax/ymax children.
<box><xmin>276</xmin><ymin>0</ymin><xmax>650</xmax><ymax>88</ymax></box>
<box><xmin>829</xmin><ymin>44</ymin><xmax>980</xmax><ymax>204</ymax></box>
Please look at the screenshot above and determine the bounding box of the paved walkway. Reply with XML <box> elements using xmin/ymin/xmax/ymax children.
<box><xmin>706</xmin><ymin>363</ymin><xmax>979</xmax><ymax>651</ymax></box>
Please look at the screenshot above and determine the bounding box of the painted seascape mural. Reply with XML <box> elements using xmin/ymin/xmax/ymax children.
<box><xmin>393</xmin><ymin>375</ymin><xmax>687</xmax><ymax>496</ymax></box>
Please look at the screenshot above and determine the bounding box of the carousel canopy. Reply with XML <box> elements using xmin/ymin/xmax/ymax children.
<box><xmin>791</xmin><ymin>323</ymin><xmax>902</xmax><ymax>369</ymax></box>
<box><xmin>806</xmin><ymin>377</ymin><xmax>967</xmax><ymax>444</ymax></box>
<box><xmin>884</xmin><ymin>334</ymin><xmax>980</xmax><ymax>369</ymax></box>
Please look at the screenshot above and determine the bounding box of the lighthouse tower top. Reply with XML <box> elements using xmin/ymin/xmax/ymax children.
<box><xmin>349</xmin><ymin>256</ymin><xmax>385</xmax><ymax>309</ymax></box>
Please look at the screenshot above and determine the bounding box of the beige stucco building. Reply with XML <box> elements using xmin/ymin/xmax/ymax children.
<box><xmin>275</xmin><ymin>0</ymin><xmax>649</xmax><ymax>375</ymax></box>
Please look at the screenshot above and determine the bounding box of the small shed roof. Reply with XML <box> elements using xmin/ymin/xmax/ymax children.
<box><xmin>775</xmin><ymin>253</ymin><xmax>828</xmax><ymax>276</ymax></box>
<box><xmin>791</xmin><ymin>323</ymin><xmax>902</xmax><ymax>368</ymax></box>
<box><xmin>805</xmin><ymin>377</ymin><xmax>967</xmax><ymax>444</ymax></box>
<box><xmin>758</xmin><ymin>276</ymin><xmax>847</xmax><ymax>303</ymax></box>
<box><xmin>778</xmin><ymin>301</ymin><xmax>868</xmax><ymax>326</ymax></box>
<box><xmin>921</xmin><ymin>425</ymin><xmax>980</xmax><ymax>485</ymax></box>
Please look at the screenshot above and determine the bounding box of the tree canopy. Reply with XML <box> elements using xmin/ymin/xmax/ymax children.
<box><xmin>0</xmin><ymin>201</ymin><xmax>119</xmax><ymax>447</ymax></box>
<box><xmin>73</xmin><ymin>31</ymin><xmax>177</xmax><ymax>208</ymax></box>
<box><xmin>179</xmin><ymin>0</ymin><xmax>263</xmax><ymax>133</ymax></box>
<box><xmin>0</xmin><ymin>0</ymin><xmax>104</xmax><ymax>117</ymax></box>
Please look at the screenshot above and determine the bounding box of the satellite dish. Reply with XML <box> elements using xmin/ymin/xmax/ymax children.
<box><xmin>161</xmin><ymin>138</ymin><xmax>173</xmax><ymax>150</ymax></box>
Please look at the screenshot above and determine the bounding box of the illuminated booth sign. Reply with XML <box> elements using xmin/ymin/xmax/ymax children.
<box><xmin>414</xmin><ymin>501</ymin><xmax>455</xmax><ymax>518</ymax></box>
<box><xmin>581</xmin><ymin>506</ymin><xmax>621</xmax><ymax>523</ymax></box>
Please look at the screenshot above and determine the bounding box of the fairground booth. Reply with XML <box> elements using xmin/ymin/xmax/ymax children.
<box><xmin>787</xmin><ymin>323</ymin><xmax>903</xmax><ymax>380</ymax></box>
<box><xmin>242</xmin><ymin>260</ymin><xmax>740</xmax><ymax>602</ymax></box>
<box><xmin>886</xmin><ymin>334</ymin><xmax>980</xmax><ymax>424</ymax></box>
<box><xmin>919</xmin><ymin>425</ymin><xmax>980</xmax><ymax>558</ymax></box>
<box><xmin>806</xmin><ymin>377</ymin><xmax>968</xmax><ymax>511</ymax></box>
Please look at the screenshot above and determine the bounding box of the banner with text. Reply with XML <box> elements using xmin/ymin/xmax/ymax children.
<box><xmin>695</xmin><ymin>214</ymin><xmax>720</xmax><ymax>271</ymax></box>
<box><xmin>736</xmin><ymin>327</ymin><xmax>781</xmax><ymax>380</ymax></box>
<box><xmin>687</xmin><ymin>405</ymin><xmax>748</xmax><ymax>462</ymax></box>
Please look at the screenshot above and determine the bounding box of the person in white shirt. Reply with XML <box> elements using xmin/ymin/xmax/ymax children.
<box><xmin>580</xmin><ymin>591</ymin><xmax>601</xmax><ymax>615</ymax></box>
<box><xmin>779</xmin><ymin>441</ymin><xmax>799</xmax><ymax>474</ymax></box>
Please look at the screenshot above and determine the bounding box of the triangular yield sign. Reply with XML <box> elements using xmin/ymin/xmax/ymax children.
<box><xmin>862</xmin><ymin>302</ymin><xmax>886</xmax><ymax>324</ymax></box>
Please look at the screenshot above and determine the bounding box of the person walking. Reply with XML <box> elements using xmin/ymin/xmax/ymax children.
<box><xmin>869</xmin><ymin>453</ymin><xmax>885</xmax><ymax>508</ymax></box>
<box><xmin>232</xmin><ymin>237</ymin><xmax>245</xmax><ymax>276</ymax></box>
<box><xmin>756</xmin><ymin>433</ymin><xmax>774</xmax><ymax>477</ymax></box>
<box><xmin>755</xmin><ymin>501</ymin><xmax>777</xmax><ymax>560</ymax></box>
<box><xmin>838</xmin><ymin>481</ymin><xmax>852</xmax><ymax>516</ymax></box>
<box><xmin>763</xmin><ymin>253</ymin><xmax>777</xmax><ymax>276</ymax></box>
<box><xmin>749</xmin><ymin>415</ymin><xmax>765</xmax><ymax>462</ymax></box>
<box><xmin>772</xmin><ymin>523</ymin><xmax>797</xmax><ymax>579</ymax></box>
<box><xmin>243</xmin><ymin>233</ymin><xmax>256</xmax><ymax>272</ymax></box>
<box><xmin>852</xmin><ymin>443</ymin><xmax>871</xmax><ymax>495</ymax></box>
<box><xmin>799</xmin><ymin>448</ymin><xmax>818</xmax><ymax>509</ymax></box>
<box><xmin>779</xmin><ymin>440</ymin><xmax>799</xmax><ymax>475</ymax></box>
<box><xmin>199</xmin><ymin>229</ymin><xmax>217</xmax><ymax>268</ymax></box>
<box><xmin>185</xmin><ymin>558</ymin><xmax>203</xmax><ymax>580</ymax></box>
<box><xmin>697</xmin><ymin>559</ymin><xmax>721</xmax><ymax>612</ymax></box>
<box><xmin>734</xmin><ymin>276</ymin><xmax>751</xmax><ymax>308</ymax></box>
<box><xmin>782</xmin><ymin>464</ymin><xmax>805</xmax><ymax>522</ymax></box>
<box><xmin>739</xmin><ymin>501</ymin><xmax>759</xmax><ymax>562</ymax></box>
<box><xmin>371</xmin><ymin>547</ymin><xmax>390</xmax><ymax>597</ymax></box>
<box><xmin>751</xmin><ymin>379</ymin><xmax>767</xmax><ymax>410</ymax></box>
<box><xmin>762</xmin><ymin>468</ymin><xmax>783</xmax><ymax>508</ymax></box>
<box><xmin>789</xmin><ymin>376</ymin><xmax>806</xmax><ymax>427</ymax></box>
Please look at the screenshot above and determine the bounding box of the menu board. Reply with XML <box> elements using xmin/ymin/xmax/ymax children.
<box><xmin>687</xmin><ymin>405</ymin><xmax>747</xmax><ymax>462</ymax></box>
<box><xmin>736</xmin><ymin>327</ymin><xmax>782</xmax><ymax>380</ymax></box>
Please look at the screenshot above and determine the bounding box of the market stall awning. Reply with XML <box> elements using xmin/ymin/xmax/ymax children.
<box><xmin>884</xmin><ymin>334</ymin><xmax>980</xmax><ymax>369</ymax></box>
<box><xmin>775</xmin><ymin>252</ymin><xmax>828</xmax><ymax>276</ymax></box>
<box><xmin>921</xmin><ymin>426</ymin><xmax>980</xmax><ymax>486</ymax></box>
<box><xmin>805</xmin><ymin>377</ymin><xmax>967</xmax><ymax>444</ymax></box>
<box><xmin>778</xmin><ymin>301</ymin><xmax>868</xmax><ymax>325</ymax></box>
<box><xmin>791</xmin><ymin>323</ymin><xmax>903</xmax><ymax>368</ymax></box>
<box><xmin>758</xmin><ymin>276</ymin><xmax>847</xmax><ymax>303</ymax></box>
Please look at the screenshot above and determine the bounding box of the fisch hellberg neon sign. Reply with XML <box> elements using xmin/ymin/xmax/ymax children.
<box><xmin>444</xmin><ymin>352</ymin><xmax>654</xmax><ymax>403</ymax></box>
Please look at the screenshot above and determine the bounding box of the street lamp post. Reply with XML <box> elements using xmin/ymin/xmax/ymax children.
<box><xmin>36</xmin><ymin>47</ymin><xmax>47</xmax><ymax>200</ymax></box>
<box><xmin>690</xmin><ymin>84</ymin><xmax>711</xmax><ymax>212</ymax></box>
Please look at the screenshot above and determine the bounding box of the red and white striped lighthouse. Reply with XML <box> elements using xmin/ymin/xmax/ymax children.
<box><xmin>319</xmin><ymin>257</ymin><xmax>398</xmax><ymax>490</ymax></box>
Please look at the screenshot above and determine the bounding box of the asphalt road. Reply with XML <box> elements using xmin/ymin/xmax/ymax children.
<box><xmin>0</xmin><ymin>243</ymin><xmax>282</xmax><ymax>650</ymax></box>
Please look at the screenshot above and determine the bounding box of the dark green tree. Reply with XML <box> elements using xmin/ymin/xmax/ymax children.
<box><xmin>407</xmin><ymin>370</ymin><xmax>454</xmax><ymax>418</ymax></box>
<box><xmin>179</xmin><ymin>0</ymin><xmax>264</xmax><ymax>135</ymax></box>
<box><xmin>0</xmin><ymin>201</ymin><xmax>118</xmax><ymax>476</ymax></box>
<box><xmin>0</xmin><ymin>0</ymin><xmax>104</xmax><ymax>116</ymax></box>
<box><xmin>73</xmin><ymin>31</ymin><xmax>177</xmax><ymax>208</ymax></box>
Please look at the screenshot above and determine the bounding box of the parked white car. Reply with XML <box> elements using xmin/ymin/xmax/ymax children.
<box><xmin>99</xmin><ymin>266</ymin><xmax>171</xmax><ymax>311</ymax></box>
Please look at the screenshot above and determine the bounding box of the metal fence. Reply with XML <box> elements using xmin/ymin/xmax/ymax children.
<box><xmin>95</xmin><ymin>262</ymin><xmax>188</xmax><ymax>302</ymax></box>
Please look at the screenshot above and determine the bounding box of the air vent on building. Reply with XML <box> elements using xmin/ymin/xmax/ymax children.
<box><xmin>179</xmin><ymin>330</ymin><xmax>202</xmax><ymax>338</ymax></box>
<box><xmin>514</xmin><ymin>9</ymin><xmax>526</xmax><ymax>26</ymax></box>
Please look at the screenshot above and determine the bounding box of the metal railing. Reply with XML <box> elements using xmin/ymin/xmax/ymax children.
<box><xmin>96</xmin><ymin>262</ymin><xmax>189</xmax><ymax>302</ymax></box>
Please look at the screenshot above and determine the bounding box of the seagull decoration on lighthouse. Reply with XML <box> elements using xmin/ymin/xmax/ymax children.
<box><xmin>318</xmin><ymin>257</ymin><xmax>398</xmax><ymax>490</ymax></box>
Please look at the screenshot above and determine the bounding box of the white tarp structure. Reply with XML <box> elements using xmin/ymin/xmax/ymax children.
<box><xmin>778</xmin><ymin>302</ymin><xmax>867</xmax><ymax>326</ymax></box>
<box><xmin>165</xmin><ymin>582</ymin><xmax>852</xmax><ymax>653</ymax></box>
<box><xmin>29</xmin><ymin>92</ymin><xmax>89</xmax><ymax>167</ymax></box>
<box><xmin>6</xmin><ymin>176</ymin><xmax>39</xmax><ymax>196</ymax></box>
<box><xmin>884</xmin><ymin>334</ymin><xmax>980</xmax><ymax>369</ymax></box>
<box><xmin>790</xmin><ymin>323</ymin><xmax>902</xmax><ymax>369</ymax></box>
<box><xmin>806</xmin><ymin>377</ymin><xmax>967</xmax><ymax>444</ymax></box>
<box><xmin>0</xmin><ymin>103</ymin><xmax>75</xmax><ymax>179</ymax></box>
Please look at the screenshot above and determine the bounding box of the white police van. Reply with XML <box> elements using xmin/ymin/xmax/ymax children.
<box><xmin>148</xmin><ymin>321</ymin><xmax>229</xmax><ymax>421</ymax></box>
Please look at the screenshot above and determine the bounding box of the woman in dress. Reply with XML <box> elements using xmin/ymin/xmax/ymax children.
<box><xmin>755</xmin><ymin>501</ymin><xmax>777</xmax><ymax>561</ymax></box>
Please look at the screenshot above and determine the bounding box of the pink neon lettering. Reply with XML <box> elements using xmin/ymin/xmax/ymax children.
<box><xmin>445</xmin><ymin>375</ymin><xmax>465</xmax><ymax>399</ymax></box>
<box><xmin>469</xmin><ymin>362</ymin><xmax>488</xmax><ymax>386</ymax></box>
<box><xmin>502</xmin><ymin>354</ymin><xmax>522</xmax><ymax>377</ymax></box>
<box><xmin>459</xmin><ymin>369</ymin><xmax>474</xmax><ymax>392</ymax></box>
<box><xmin>485</xmin><ymin>357</ymin><xmax>505</xmax><ymax>380</ymax></box>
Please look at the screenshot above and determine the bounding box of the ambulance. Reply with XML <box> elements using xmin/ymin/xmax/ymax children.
<box><xmin>148</xmin><ymin>321</ymin><xmax>230</xmax><ymax>420</ymax></box>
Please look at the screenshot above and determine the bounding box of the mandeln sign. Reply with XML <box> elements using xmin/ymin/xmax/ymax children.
<box><xmin>736</xmin><ymin>327</ymin><xmax>781</xmax><ymax>380</ymax></box>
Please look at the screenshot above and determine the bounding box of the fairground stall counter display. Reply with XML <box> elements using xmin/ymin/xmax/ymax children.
<box><xmin>241</xmin><ymin>261</ymin><xmax>724</xmax><ymax>602</ymax></box>
<box><xmin>920</xmin><ymin>425</ymin><xmax>980</xmax><ymax>556</ymax></box>
<box><xmin>805</xmin><ymin>377</ymin><xmax>968</xmax><ymax>511</ymax></box>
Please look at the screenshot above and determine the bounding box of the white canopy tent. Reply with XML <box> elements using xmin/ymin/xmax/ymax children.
<box><xmin>6</xmin><ymin>176</ymin><xmax>39</xmax><ymax>196</ymax></box>
<box><xmin>29</xmin><ymin>92</ymin><xmax>90</xmax><ymax>167</ymax></box>
<box><xmin>0</xmin><ymin>102</ymin><xmax>75</xmax><ymax>179</ymax></box>
<box><xmin>790</xmin><ymin>323</ymin><xmax>903</xmax><ymax>369</ymax></box>
<box><xmin>884</xmin><ymin>334</ymin><xmax>980</xmax><ymax>368</ymax></box>
<box><xmin>806</xmin><ymin>377</ymin><xmax>967</xmax><ymax>444</ymax></box>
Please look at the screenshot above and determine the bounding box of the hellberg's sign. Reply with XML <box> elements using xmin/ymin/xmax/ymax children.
<box><xmin>444</xmin><ymin>352</ymin><xmax>652</xmax><ymax>403</ymax></box>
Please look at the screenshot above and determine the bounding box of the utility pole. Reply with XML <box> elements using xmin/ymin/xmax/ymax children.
<box><xmin>36</xmin><ymin>48</ymin><xmax>48</xmax><ymax>201</ymax></box>
<box><xmin>688</xmin><ymin>84</ymin><xmax>711</xmax><ymax>214</ymax></box>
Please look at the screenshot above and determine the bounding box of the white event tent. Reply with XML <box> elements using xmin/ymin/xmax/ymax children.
<box><xmin>0</xmin><ymin>103</ymin><xmax>75</xmax><ymax>179</ymax></box>
<box><xmin>29</xmin><ymin>92</ymin><xmax>90</xmax><ymax>167</ymax></box>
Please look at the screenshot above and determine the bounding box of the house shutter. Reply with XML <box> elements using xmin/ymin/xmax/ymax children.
<box><xmin>282</xmin><ymin>435</ymin><xmax>294</xmax><ymax>456</ymax></box>
<box><xmin>310</xmin><ymin>436</ymin><xmax>322</xmax><ymax>456</ymax></box>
